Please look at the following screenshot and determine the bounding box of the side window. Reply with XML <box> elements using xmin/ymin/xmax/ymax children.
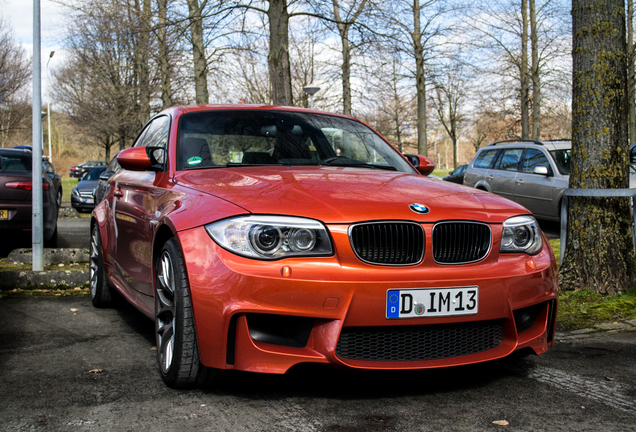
<box><xmin>522</xmin><ymin>149</ymin><xmax>550</xmax><ymax>174</ymax></box>
<box><xmin>473</xmin><ymin>150</ymin><xmax>498</xmax><ymax>168</ymax></box>
<box><xmin>495</xmin><ymin>149</ymin><xmax>523</xmax><ymax>171</ymax></box>
<box><xmin>136</xmin><ymin>116</ymin><xmax>170</xmax><ymax>164</ymax></box>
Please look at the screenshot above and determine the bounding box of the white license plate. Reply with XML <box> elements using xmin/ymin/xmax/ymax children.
<box><xmin>386</xmin><ymin>287</ymin><xmax>478</xmax><ymax>319</ymax></box>
<box><xmin>85</xmin><ymin>198</ymin><xmax>94</xmax><ymax>204</ymax></box>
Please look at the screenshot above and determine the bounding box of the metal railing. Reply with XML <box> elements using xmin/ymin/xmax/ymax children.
<box><xmin>559</xmin><ymin>188</ymin><xmax>636</xmax><ymax>266</ymax></box>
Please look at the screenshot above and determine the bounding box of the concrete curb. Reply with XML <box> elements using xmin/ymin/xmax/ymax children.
<box><xmin>0</xmin><ymin>270</ymin><xmax>90</xmax><ymax>290</ymax></box>
<box><xmin>7</xmin><ymin>248</ymin><xmax>89</xmax><ymax>265</ymax></box>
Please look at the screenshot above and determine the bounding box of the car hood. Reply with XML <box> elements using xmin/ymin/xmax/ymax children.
<box><xmin>175</xmin><ymin>167</ymin><xmax>530</xmax><ymax>224</ymax></box>
<box><xmin>76</xmin><ymin>180</ymin><xmax>99</xmax><ymax>192</ymax></box>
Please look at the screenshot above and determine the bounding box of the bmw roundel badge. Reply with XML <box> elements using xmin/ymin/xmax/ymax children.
<box><xmin>409</xmin><ymin>203</ymin><xmax>430</xmax><ymax>214</ymax></box>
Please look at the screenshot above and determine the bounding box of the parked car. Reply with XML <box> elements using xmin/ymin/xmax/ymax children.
<box><xmin>463</xmin><ymin>140</ymin><xmax>571</xmax><ymax>221</ymax></box>
<box><xmin>94</xmin><ymin>156</ymin><xmax>121</xmax><ymax>204</ymax></box>
<box><xmin>42</xmin><ymin>160</ymin><xmax>63</xmax><ymax>208</ymax></box>
<box><xmin>442</xmin><ymin>164</ymin><xmax>468</xmax><ymax>184</ymax></box>
<box><xmin>0</xmin><ymin>148</ymin><xmax>58</xmax><ymax>246</ymax></box>
<box><xmin>69</xmin><ymin>160</ymin><xmax>106</xmax><ymax>178</ymax></box>
<box><xmin>71</xmin><ymin>166</ymin><xmax>106</xmax><ymax>212</ymax></box>
<box><xmin>91</xmin><ymin>105</ymin><xmax>558</xmax><ymax>389</ymax></box>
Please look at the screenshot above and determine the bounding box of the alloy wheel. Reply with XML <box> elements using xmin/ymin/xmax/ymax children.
<box><xmin>156</xmin><ymin>251</ymin><xmax>176</xmax><ymax>374</ymax></box>
<box><xmin>89</xmin><ymin>228</ymin><xmax>99</xmax><ymax>299</ymax></box>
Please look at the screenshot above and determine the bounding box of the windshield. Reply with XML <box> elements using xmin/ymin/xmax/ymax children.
<box><xmin>549</xmin><ymin>149</ymin><xmax>570</xmax><ymax>175</ymax></box>
<box><xmin>176</xmin><ymin>110</ymin><xmax>416</xmax><ymax>173</ymax></box>
<box><xmin>0</xmin><ymin>152</ymin><xmax>31</xmax><ymax>173</ymax></box>
<box><xmin>83</xmin><ymin>167</ymin><xmax>106</xmax><ymax>181</ymax></box>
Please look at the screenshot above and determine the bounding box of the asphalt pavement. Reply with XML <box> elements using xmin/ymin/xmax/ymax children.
<box><xmin>0</xmin><ymin>295</ymin><xmax>634</xmax><ymax>431</ymax></box>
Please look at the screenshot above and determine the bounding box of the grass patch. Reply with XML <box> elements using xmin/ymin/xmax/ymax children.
<box><xmin>1</xmin><ymin>288</ymin><xmax>89</xmax><ymax>297</ymax></box>
<box><xmin>548</xmin><ymin>238</ymin><xmax>560</xmax><ymax>265</ymax></box>
<box><xmin>557</xmin><ymin>289</ymin><xmax>636</xmax><ymax>331</ymax></box>
<box><xmin>431</xmin><ymin>169</ymin><xmax>451</xmax><ymax>178</ymax></box>
<box><xmin>62</xmin><ymin>177</ymin><xmax>79</xmax><ymax>201</ymax></box>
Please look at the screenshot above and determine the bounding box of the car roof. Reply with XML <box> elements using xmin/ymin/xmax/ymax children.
<box><xmin>0</xmin><ymin>148</ymin><xmax>32</xmax><ymax>156</ymax></box>
<box><xmin>480</xmin><ymin>139</ymin><xmax>571</xmax><ymax>152</ymax></box>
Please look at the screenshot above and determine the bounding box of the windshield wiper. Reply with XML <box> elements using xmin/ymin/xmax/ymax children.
<box><xmin>320</xmin><ymin>161</ymin><xmax>397</xmax><ymax>171</ymax></box>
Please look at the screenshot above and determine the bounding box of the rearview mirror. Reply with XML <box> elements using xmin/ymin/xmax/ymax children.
<box><xmin>533</xmin><ymin>166</ymin><xmax>550</xmax><ymax>176</ymax></box>
<box><xmin>405</xmin><ymin>154</ymin><xmax>436</xmax><ymax>176</ymax></box>
<box><xmin>117</xmin><ymin>147</ymin><xmax>153</xmax><ymax>171</ymax></box>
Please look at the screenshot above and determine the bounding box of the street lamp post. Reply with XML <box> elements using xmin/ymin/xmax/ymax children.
<box><xmin>46</xmin><ymin>50</ymin><xmax>54</xmax><ymax>162</ymax></box>
<box><xmin>303</xmin><ymin>84</ymin><xmax>321</xmax><ymax>109</ymax></box>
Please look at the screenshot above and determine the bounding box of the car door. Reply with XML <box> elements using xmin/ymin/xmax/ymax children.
<box><xmin>489</xmin><ymin>148</ymin><xmax>523</xmax><ymax>201</ymax></box>
<box><xmin>464</xmin><ymin>149</ymin><xmax>499</xmax><ymax>188</ymax></box>
<box><xmin>113</xmin><ymin>115</ymin><xmax>170</xmax><ymax>296</ymax></box>
<box><xmin>514</xmin><ymin>148</ymin><xmax>557</xmax><ymax>219</ymax></box>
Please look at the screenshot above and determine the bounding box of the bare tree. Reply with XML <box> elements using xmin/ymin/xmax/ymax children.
<box><xmin>377</xmin><ymin>0</ymin><xmax>449</xmax><ymax>157</ymax></box>
<box><xmin>561</xmin><ymin>0</ymin><xmax>636</xmax><ymax>294</ymax></box>
<box><xmin>186</xmin><ymin>0</ymin><xmax>210</xmax><ymax>103</ymax></box>
<box><xmin>0</xmin><ymin>17</ymin><xmax>31</xmax><ymax>146</ymax></box>
<box><xmin>431</xmin><ymin>60</ymin><xmax>468</xmax><ymax>169</ymax></box>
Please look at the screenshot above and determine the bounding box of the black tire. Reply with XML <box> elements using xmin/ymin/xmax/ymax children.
<box><xmin>89</xmin><ymin>225</ymin><xmax>113</xmax><ymax>307</ymax></box>
<box><xmin>155</xmin><ymin>238</ymin><xmax>217</xmax><ymax>388</ymax></box>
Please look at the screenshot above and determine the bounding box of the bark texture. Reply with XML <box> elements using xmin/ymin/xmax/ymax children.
<box><xmin>268</xmin><ymin>0</ymin><xmax>293</xmax><ymax>106</ymax></box>
<box><xmin>187</xmin><ymin>0</ymin><xmax>209</xmax><ymax>104</ymax></box>
<box><xmin>158</xmin><ymin>0</ymin><xmax>173</xmax><ymax>109</ymax></box>
<box><xmin>561</xmin><ymin>0</ymin><xmax>636</xmax><ymax>294</ymax></box>
<box><xmin>628</xmin><ymin>0</ymin><xmax>635</xmax><ymax>145</ymax></box>
<box><xmin>412</xmin><ymin>0</ymin><xmax>428</xmax><ymax>156</ymax></box>
<box><xmin>530</xmin><ymin>0</ymin><xmax>541</xmax><ymax>140</ymax></box>
<box><xmin>332</xmin><ymin>0</ymin><xmax>366</xmax><ymax>116</ymax></box>
<box><xmin>521</xmin><ymin>0</ymin><xmax>530</xmax><ymax>139</ymax></box>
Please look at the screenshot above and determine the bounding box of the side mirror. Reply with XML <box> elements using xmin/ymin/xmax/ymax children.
<box><xmin>99</xmin><ymin>170</ymin><xmax>114</xmax><ymax>181</ymax></box>
<box><xmin>117</xmin><ymin>147</ymin><xmax>153</xmax><ymax>171</ymax></box>
<box><xmin>405</xmin><ymin>154</ymin><xmax>436</xmax><ymax>176</ymax></box>
<box><xmin>533</xmin><ymin>166</ymin><xmax>550</xmax><ymax>176</ymax></box>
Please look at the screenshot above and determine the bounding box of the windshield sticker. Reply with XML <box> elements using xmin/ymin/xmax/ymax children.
<box><xmin>187</xmin><ymin>156</ymin><xmax>203</xmax><ymax>165</ymax></box>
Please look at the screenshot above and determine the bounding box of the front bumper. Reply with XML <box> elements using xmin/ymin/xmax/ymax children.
<box><xmin>71</xmin><ymin>194</ymin><xmax>95</xmax><ymax>211</ymax></box>
<box><xmin>178</xmin><ymin>224</ymin><xmax>558</xmax><ymax>374</ymax></box>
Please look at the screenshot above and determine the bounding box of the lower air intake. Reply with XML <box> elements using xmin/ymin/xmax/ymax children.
<box><xmin>336</xmin><ymin>320</ymin><xmax>503</xmax><ymax>361</ymax></box>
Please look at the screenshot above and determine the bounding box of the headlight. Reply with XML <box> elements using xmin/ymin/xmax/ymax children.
<box><xmin>205</xmin><ymin>216</ymin><xmax>333</xmax><ymax>260</ymax></box>
<box><xmin>500</xmin><ymin>215</ymin><xmax>542</xmax><ymax>255</ymax></box>
<box><xmin>72</xmin><ymin>188</ymin><xmax>79</xmax><ymax>196</ymax></box>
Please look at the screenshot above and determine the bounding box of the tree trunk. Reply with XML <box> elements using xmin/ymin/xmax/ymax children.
<box><xmin>158</xmin><ymin>0</ymin><xmax>173</xmax><ymax>109</ymax></box>
<box><xmin>267</xmin><ymin>0</ymin><xmax>293</xmax><ymax>106</ymax></box>
<box><xmin>628</xmin><ymin>0</ymin><xmax>635</xmax><ymax>146</ymax></box>
<box><xmin>530</xmin><ymin>0</ymin><xmax>540</xmax><ymax>140</ymax></box>
<box><xmin>520</xmin><ymin>0</ymin><xmax>530</xmax><ymax>139</ymax></box>
<box><xmin>187</xmin><ymin>0</ymin><xmax>209</xmax><ymax>104</ymax></box>
<box><xmin>412</xmin><ymin>0</ymin><xmax>427</xmax><ymax>156</ymax></box>
<box><xmin>332</xmin><ymin>0</ymin><xmax>366</xmax><ymax>116</ymax></box>
<box><xmin>135</xmin><ymin>0</ymin><xmax>151</xmax><ymax>124</ymax></box>
<box><xmin>561</xmin><ymin>0</ymin><xmax>636</xmax><ymax>294</ymax></box>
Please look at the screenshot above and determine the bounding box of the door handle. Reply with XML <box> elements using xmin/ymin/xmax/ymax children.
<box><xmin>486</xmin><ymin>175</ymin><xmax>494</xmax><ymax>180</ymax></box>
<box><xmin>516</xmin><ymin>179</ymin><xmax>524</xmax><ymax>184</ymax></box>
<box><xmin>113</xmin><ymin>188</ymin><xmax>123</xmax><ymax>198</ymax></box>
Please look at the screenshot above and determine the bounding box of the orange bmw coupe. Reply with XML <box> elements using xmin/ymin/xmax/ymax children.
<box><xmin>91</xmin><ymin>105</ymin><xmax>558</xmax><ymax>388</ymax></box>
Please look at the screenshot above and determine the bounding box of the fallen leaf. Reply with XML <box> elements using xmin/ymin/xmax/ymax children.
<box><xmin>88</xmin><ymin>369</ymin><xmax>103</xmax><ymax>374</ymax></box>
<box><xmin>605</xmin><ymin>377</ymin><xmax>614</xmax><ymax>381</ymax></box>
<box><xmin>492</xmin><ymin>420</ymin><xmax>509</xmax><ymax>426</ymax></box>
<box><xmin>150</xmin><ymin>346</ymin><xmax>157</xmax><ymax>351</ymax></box>
<box><xmin>70</xmin><ymin>308</ymin><xmax>78</xmax><ymax>312</ymax></box>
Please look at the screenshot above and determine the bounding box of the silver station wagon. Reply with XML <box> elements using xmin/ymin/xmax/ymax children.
<box><xmin>464</xmin><ymin>139</ymin><xmax>636</xmax><ymax>222</ymax></box>
<box><xmin>463</xmin><ymin>140</ymin><xmax>571</xmax><ymax>222</ymax></box>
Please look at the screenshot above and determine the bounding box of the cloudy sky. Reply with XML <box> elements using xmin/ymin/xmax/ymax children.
<box><xmin>1</xmin><ymin>0</ymin><xmax>67</xmax><ymax>67</ymax></box>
